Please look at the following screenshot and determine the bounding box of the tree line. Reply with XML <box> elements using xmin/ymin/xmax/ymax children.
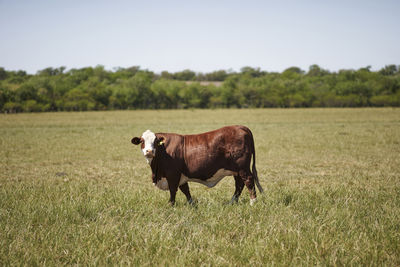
<box><xmin>0</xmin><ymin>64</ymin><xmax>399</xmax><ymax>112</ymax></box>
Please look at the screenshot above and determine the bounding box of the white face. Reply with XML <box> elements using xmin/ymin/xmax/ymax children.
<box><xmin>141</xmin><ymin>130</ymin><xmax>156</xmax><ymax>161</ymax></box>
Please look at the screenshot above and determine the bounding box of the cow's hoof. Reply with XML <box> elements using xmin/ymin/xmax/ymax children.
<box><xmin>187</xmin><ymin>198</ymin><xmax>198</xmax><ymax>207</ymax></box>
<box><xmin>229</xmin><ymin>195</ymin><xmax>239</xmax><ymax>205</ymax></box>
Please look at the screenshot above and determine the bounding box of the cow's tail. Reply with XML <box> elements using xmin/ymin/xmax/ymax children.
<box><xmin>249</xmin><ymin>129</ymin><xmax>264</xmax><ymax>194</ymax></box>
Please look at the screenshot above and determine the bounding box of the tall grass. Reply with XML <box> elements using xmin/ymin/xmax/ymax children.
<box><xmin>1</xmin><ymin>109</ymin><xmax>399</xmax><ymax>265</ymax></box>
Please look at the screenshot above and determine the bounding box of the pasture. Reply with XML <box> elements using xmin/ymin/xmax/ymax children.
<box><xmin>1</xmin><ymin>108</ymin><xmax>399</xmax><ymax>265</ymax></box>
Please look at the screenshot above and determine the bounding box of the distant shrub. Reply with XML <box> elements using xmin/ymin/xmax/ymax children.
<box><xmin>3</xmin><ymin>101</ymin><xmax>22</xmax><ymax>113</ymax></box>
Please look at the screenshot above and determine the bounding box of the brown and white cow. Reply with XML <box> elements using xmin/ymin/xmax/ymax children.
<box><xmin>131</xmin><ymin>125</ymin><xmax>263</xmax><ymax>205</ymax></box>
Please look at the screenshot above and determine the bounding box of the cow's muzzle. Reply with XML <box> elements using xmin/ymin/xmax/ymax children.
<box><xmin>145</xmin><ymin>149</ymin><xmax>155</xmax><ymax>158</ymax></box>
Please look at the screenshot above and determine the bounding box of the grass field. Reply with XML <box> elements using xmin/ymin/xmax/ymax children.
<box><xmin>1</xmin><ymin>108</ymin><xmax>399</xmax><ymax>265</ymax></box>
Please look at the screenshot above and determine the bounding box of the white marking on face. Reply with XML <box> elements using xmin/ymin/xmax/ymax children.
<box><xmin>141</xmin><ymin>130</ymin><xmax>156</xmax><ymax>163</ymax></box>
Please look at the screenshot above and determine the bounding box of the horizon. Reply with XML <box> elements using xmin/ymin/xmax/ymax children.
<box><xmin>1</xmin><ymin>63</ymin><xmax>396</xmax><ymax>76</ymax></box>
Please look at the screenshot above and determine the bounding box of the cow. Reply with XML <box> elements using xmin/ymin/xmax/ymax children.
<box><xmin>131</xmin><ymin>125</ymin><xmax>263</xmax><ymax>205</ymax></box>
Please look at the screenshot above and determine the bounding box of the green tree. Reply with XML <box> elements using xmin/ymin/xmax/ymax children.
<box><xmin>379</xmin><ymin>65</ymin><xmax>399</xmax><ymax>76</ymax></box>
<box><xmin>62</xmin><ymin>88</ymin><xmax>96</xmax><ymax>111</ymax></box>
<box><xmin>0</xmin><ymin>67</ymin><xmax>8</xmax><ymax>80</ymax></box>
<box><xmin>307</xmin><ymin>64</ymin><xmax>329</xmax><ymax>77</ymax></box>
<box><xmin>173</xmin><ymin>69</ymin><xmax>196</xmax><ymax>81</ymax></box>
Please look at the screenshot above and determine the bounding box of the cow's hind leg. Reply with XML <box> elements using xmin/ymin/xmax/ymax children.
<box><xmin>239</xmin><ymin>170</ymin><xmax>257</xmax><ymax>205</ymax></box>
<box><xmin>179</xmin><ymin>183</ymin><xmax>193</xmax><ymax>204</ymax></box>
<box><xmin>231</xmin><ymin>175</ymin><xmax>245</xmax><ymax>204</ymax></box>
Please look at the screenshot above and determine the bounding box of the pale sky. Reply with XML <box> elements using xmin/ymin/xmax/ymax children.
<box><xmin>1</xmin><ymin>0</ymin><xmax>399</xmax><ymax>74</ymax></box>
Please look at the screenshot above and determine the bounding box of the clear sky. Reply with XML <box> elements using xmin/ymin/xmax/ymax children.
<box><xmin>1</xmin><ymin>0</ymin><xmax>399</xmax><ymax>74</ymax></box>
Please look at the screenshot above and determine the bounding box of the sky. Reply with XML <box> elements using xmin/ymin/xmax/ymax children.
<box><xmin>0</xmin><ymin>0</ymin><xmax>399</xmax><ymax>74</ymax></box>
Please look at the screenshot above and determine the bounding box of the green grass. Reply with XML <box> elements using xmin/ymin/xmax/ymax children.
<box><xmin>1</xmin><ymin>108</ymin><xmax>399</xmax><ymax>265</ymax></box>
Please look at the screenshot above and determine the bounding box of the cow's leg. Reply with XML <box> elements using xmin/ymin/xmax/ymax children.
<box><xmin>167</xmin><ymin>177</ymin><xmax>180</xmax><ymax>206</ymax></box>
<box><xmin>239</xmin><ymin>170</ymin><xmax>257</xmax><ymax>205</ymax></box>
<box><xmin>168</xmin><ymin>188</ymin><xmax>177</xmax><ymax>205</ymax></box>
<box><xmin>179</xmin><ymin>183</ymin><xmax>193</xmax><ymax>204</ymax></box>
<box><xmin>231</xmin><ymin>175</ymin><xmax>245</xmax><ymax>203</ymax></box>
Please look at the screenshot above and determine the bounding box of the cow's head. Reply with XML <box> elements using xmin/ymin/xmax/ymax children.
<box><xmin>131</xmin><ymin>130</ymin><xmax>164</xmax><ymax>163</ymax></box>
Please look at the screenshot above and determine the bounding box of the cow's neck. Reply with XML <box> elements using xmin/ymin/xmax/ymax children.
<box><xmin>150</xmin><ymin>151</ymin><xmax>163</xmax><ymax>182</ymax></box>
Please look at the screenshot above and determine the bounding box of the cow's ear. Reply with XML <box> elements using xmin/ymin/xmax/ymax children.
<box><xmin>157</xmin><ymin>137</ymin><xmax>165</xmax><ymax>146</ymax></box>
<box><xmin>131</xmin><ymin>137</ymin><xmax>141</xmax><ymax>145</ymax></box>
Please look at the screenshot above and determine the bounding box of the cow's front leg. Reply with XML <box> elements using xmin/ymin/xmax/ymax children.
<box><xmin>169</xmin><ymin>188</ymin><xmax>177</xmax><ymax>205</ymax></box>
<box><xmin>179</xmin><ymin>183</ymin><xmax>193</xmax><ymax>204</ymax></box>
<box><xmin>167</xmin><ymin>176</ymin><xmax>180</xmax><ymax>205</ymax></box>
